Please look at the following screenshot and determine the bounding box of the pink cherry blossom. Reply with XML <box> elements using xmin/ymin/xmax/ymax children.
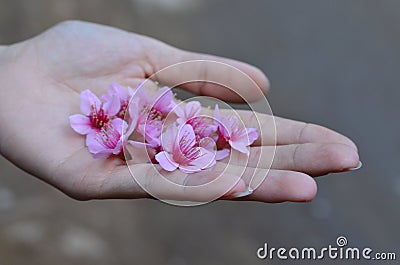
<box><xmin>69</xmin><ymin>83</ymin><xmax>260</xmax><ymax>170</ymax></box>
<box><xmin>174</xmin><ymin>101</ymin><xmax>217</xmax><ymax>142</ymax></box>
<box><xmin>175</xmin><ymin>101</ymin><xmax>202</xmax><ymax>124</ymax></box>
<box><xmin>134</xmin><ymin>85</ymin><xmax>176</xmax><ymax>114</ymax></box>
<box><xmin>132</xmin><ymin>86</ymin><xmax>176</xmax><ymax>148</ymax></box>
<box><xmin>214</xmin><ymin>104</ymin><xmax>258</xmax><ymax>155</ymax></box>
<box><xmin>86</xmin><ymin>118</ymin><xmax>127</xmax><ymax>158</ymax></box>
<box><xmin>69</xmin><ymin>89</ymin><xmax>120</xmax><ymax>135</ymax></box>
<box><xmin>155</xmin><ymin>124</ymin><xmax>216</xmax><ymax>173</ymax></box>
<box><xmin>86</xmin><ymin>101</ymin><xmax>139</xmax><ymax>159</ymax></box>
<box><xmin>102</xmin><ymin>83</ymin><xmax>134</xmax><ymax>119</ymax></box>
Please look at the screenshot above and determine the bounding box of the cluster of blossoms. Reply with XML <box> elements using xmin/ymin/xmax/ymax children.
<box><xmin>69</xmin><ymin>83</ymin><xmax>258</xmax><ymax>173</ymax></box>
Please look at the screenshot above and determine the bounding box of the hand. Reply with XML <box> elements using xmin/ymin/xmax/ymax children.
<box><xmin>0</xmin><ymin>20</ymin><xmax>359</xmax><ymax>202</ymax></box>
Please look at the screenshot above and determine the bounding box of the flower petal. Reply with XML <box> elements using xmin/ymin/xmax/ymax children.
<box><xmin>101</xmin><ymin>83</ymin><xmax>128</xmax><ymax>104</ymax></box>
<box><xmin>112</xmin><ymin>139</ymin><xmax>124</xmax><ymax>155</ymax></box>
<box><xmin>155</xmin><ymin>151</ymin><xmax>179</xmax><ymax>171</ymax></box>
<box><xmin>141</xmin><ymin>120</ymin><xmax>162</xmax><ymax>147</ymax></box>
<box><xmin>128</xmin><ymin>86</ymin><xmax>135</xmax><ymax>97</ymax></box>
<box><xmin>103</xmin><ymin>94</ymin><xmax>121</xmax><ymax>116</ymax></box>
<box><xmin>80</xmin><ymin>90</ymin><xmax>101</xmax><ymax>115</ymax></box>
<box><xmin>109</xmin><ymin>83</ymin><xmax>128</xmax><ymax>100</ymax></box>
<box><xmin>128</xmin><ymin>99</ymin><xmax>140</xmax><ymax>128</ymax></box>
<box><xmin>214</xmin><ymin>105</ymin><xmax>229</xmax><ymax>137</ymax></box>
<box><xmin>185</xmin><ymin>101</ymin><xmax>201</xmax><ymax>118</ymax></box>
<box><xmin>246</xmin><ymin>127</ymin><xmax>259</xmax><ymax>145</ymax></box>
<box><xmin>176</xmin><ymin>117</ymin><xmax>186</xmax><ymax>125</ymax></box>
<box><xmin>161</xmin><ymin>124</ymin><xmax>178</xmax><ymax>152</ymax></box>
<box><xmin>229</xmin><ymin>140</ymin><xmax>250</xmax><ymax>154</ymax></box>
<box><xmin>215</xmin><ymin>148</ymin><xmax>230</xmax><ymax>160</ymax></box>
<box><xmin>178</xmin><ymin>124</ymin><xmax>196</xmax><ymax>149</ymax></box>
<box><xmin>130</xmin><ymin>86</ymin><xmax>149</xmax><ymax>110</ymax></box>
<box><xmin>173</xmin><ymin>105</ymin><xmax>185</xmax><ymax>119</ymax></box>
<box><xmin>198</xmin><ymin>137</ymin><xmax>216</xmax><ymax>151</ymax></box>
<box><xmin>145</xmin><ymin>132</ymin><xmax>161</xmax><ymax>148</ymax></box>
<box><xmin>153</xmin><ymin>87</ymin><xmax>175</xmax><ymax>113</ymax></box>
<box><xmin>69</xmin><ymin>114</ymin><xmax>92</xmax><ymax>135</ymax></box>
<box><xmin>214</xmin><ymin>104</ymin><xmax>221</xmax><ymax>121</ymax></box>
<box><xmin>86</xmin><ymin>132</ymin><xmax>107</xmax><ymax>153</ymax></box>
<box><xmin>111</xmin><ymin>118</ymin><xmax>128</xmax><ymax>135</ymax></box>
<box><xmin>175</xmin><ymin>101</ymin><xmax>201</xmax><ymax>121</ymax></box>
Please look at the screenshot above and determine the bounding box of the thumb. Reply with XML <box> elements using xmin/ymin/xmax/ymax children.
<box><xmin>128</xmin><ymin>162</ymin><xmax>247</xmax><ymax>204</ymax></box>
<box><xmin>141</xmin><ymin>37</ymin><xmax>269</xmax><ymax>103</ymax></box>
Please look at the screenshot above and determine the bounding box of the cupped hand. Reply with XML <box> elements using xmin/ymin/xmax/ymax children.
<box><xmin>0</xmin><ymin>21</ymin><xmax>359</xmax><ymax>202</ymax></box>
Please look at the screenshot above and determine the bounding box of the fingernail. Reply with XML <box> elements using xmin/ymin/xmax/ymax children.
<box><xmin>348</xmin><ymin>161</ymin><xmax>362</xmax><ymax>171</ymax></box>
<box><xmin>230</xmin><ymin>187</ymin><xmax>254</xmax><ymax>198</ymax></box>
<box><xmin>223</xmin><ymin>179</ymin><xmax>247</xmax><ymax>198</ymax></box>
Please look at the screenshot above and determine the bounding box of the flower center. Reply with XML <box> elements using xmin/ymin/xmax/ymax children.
<box><xmin>173</xmin><ymin>131</ymin><xmax>202</xmax><ymax>164</ymax></box>
<box><xmin>89</xmin><ymin>105</ymin><xmax>109</xmax><ymax>129</ymax></box>
<box><xmin>187</xmin><ymin>117</ymin><xmax>215</xmax><ymax>142</ymax></box>
<box><xmin>116</xmin><ymin>102</ymin><xmax>128</xmax><ymax>119</ymax></box>
<box><xmin>216</xmin><ymin>128</ymin><xmax>230</xmax><ymax>149</ymax></box>
<box><xmin>148</xmin><ymin>108</ymin><xmax>164</xmax><ymax>121</ymax></box>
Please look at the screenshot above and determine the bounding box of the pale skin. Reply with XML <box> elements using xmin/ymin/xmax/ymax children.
<box><xmin>0</xmin><ymin>21</ymin><xmax>360</xmax><ymax>202</ymax></box>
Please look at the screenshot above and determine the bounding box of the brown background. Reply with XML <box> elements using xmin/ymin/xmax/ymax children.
<box><xmin>0</xmin><ymin>0</ymin><xmax>399</xmax><ymax>264</ymax></box>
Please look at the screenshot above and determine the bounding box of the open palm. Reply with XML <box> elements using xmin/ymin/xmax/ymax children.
<box><xmin>0</xmin><ymin>21</ymin><xmax>359</xmax><ymax>202</ymax></box>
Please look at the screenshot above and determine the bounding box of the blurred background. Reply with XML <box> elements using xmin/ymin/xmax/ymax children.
<box><xmin>0</xmin><ymin>0</ymin><xmax>399</xmax><ymax>264</ymax></box>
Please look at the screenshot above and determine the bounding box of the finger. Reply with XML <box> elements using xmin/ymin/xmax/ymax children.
<box><xmin>215</xmin><ymin>163</ymin><xmax>317</xmax><ymax>202</ymax></box>
<box><xmin>226</xmin><ymin>109</ymin><xmax>358</xmax><ymax>150</ymax></box>
<box><xmin>115</xmin><ymin>163</ymin><xmax>317</xmax><ymax>202</ymax></box>
<box><xmin>143</xmin><ymin>38</ymin><xmax>269</xmax><ymax>103</ymax></box>
<box><xmin>75</xmin><ymin>161</ymin><xmax>316</xmax><ymax>203</ymax></box>
<box><xmin>233</xmin><ymin>169</ymin><xmax>318</xmax><ymax>203</ymax></box>
<box><xmin>220</xmin><ymin>143</ymin><xmax>359</xmax><ymax>176</ymax></box>
<box><xmin>89</xmin><ymin>162</ymin><xmax>247</xmax><ymax>201</ymax></box>
<box><xmin>198</xmin><ymin>160</ymin><xmax>316</xmax><ymax>203</ymax></box>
